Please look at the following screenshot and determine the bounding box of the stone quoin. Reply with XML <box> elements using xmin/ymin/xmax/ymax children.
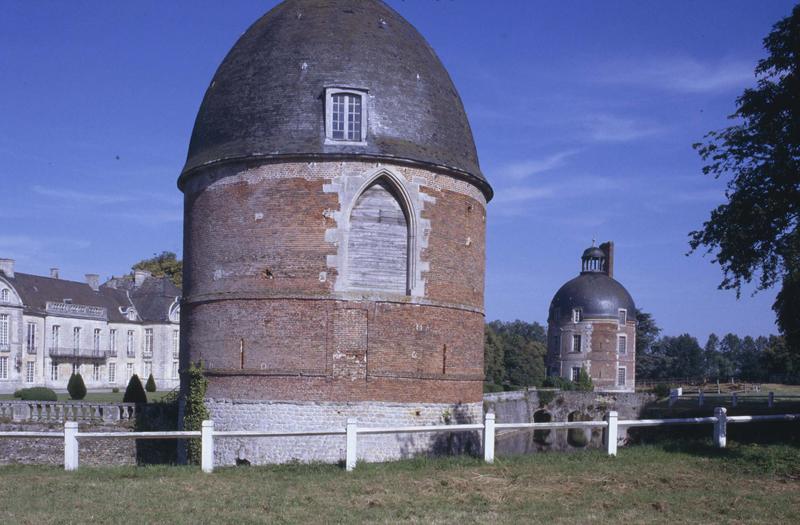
<box><xmin>179</xmin><ymin>0</ymin><xmax>491</xmax><ymax>464</ymax></box>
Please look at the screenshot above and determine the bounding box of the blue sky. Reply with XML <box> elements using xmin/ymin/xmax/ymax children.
<box><xmin>1</xmin><ymin>1</ymin><xmax>795</xmax><ymax>341</ymax></box>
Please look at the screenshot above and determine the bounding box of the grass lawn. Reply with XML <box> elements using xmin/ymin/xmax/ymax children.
<box><xmin>0</xmin><ymin>442</ymin><xmax>798</xmax><ymax>524</ymax></box>
<box><xmin>0</xmin><ymin>391</ymin><xmax>172</xmax><ymax>403</ymax></box>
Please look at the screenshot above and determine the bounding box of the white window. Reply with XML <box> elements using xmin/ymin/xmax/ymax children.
<box><xmin>0</xmin><ymin>314</ymin><xmax>9</xmax><ymax>346</ymax></box>
<box><xmin>144</xmin><ymin>361</ymin><xmax>152</xmax><ymax>378</ymax></box>
<box><xmin>93</xmin><ymin>329</ymin><xmax>101</xmax><ymax>353</ymax></box>
<box><xmin>617</xmin><ymin>367</ymin><xmax>627</xmax><ymax>387</ymax></box>
<box><xmin>144</xmin><ymin>328</ymin><xmax>154</xmax><ymax>356</ymax></box>
<box><xmin>617</xmin><ymin>334</ymin><xmax>627</xmax><ymax>355</ymax></box>
<box><xmin>572</xmin><ymin>334</ymin><xmax>582</xmax><ymax>353</ymax></box>
<box><xmin>618</xmin><ymin>309</ymin><xmax>627</xmax><ymax>325</ymax></box>
<box><xmin>26</xmin><ymin>322</ymin><xmax>36</xmax><ymax>354</ymax></box>
<box><xmin>172</xmin><ymin>360</ymin><xmax>179</xmax><ymax>379</ymax></box>
<box><xmin>73</xmin><ymin>327</ymin><xmax>81</xmax><ymax>350</ymax></box>
<box><xmin>126</xmin><ymin>330</ymin><xmax>135</xmax><ymax>357</ymax></box>
<box><xmin>571</xmin><ymin>366</ymin><xmax>581</xmax><ymax>382</ymax></box>
<box><xmin>72</xmin><ymin>363</ymin><xmax>80</xmax><ymax>376</ymax></box>
<box><xmin>0</xmin><ymin>356</ymin><xmax>7</xmax><ymax>379</ymax></box>
<box><xmin>572</xmin><ymin>309</ymin><xmax>582</xmax><ymax>323</ymax></box>
<box><xmin>325</xmin><ymin>88</ymin><xmax>367</xmax><ymax>144</ymax></box>
<box><xmin>108</xmin><ymin>362</ymin><xmax>116</xmax><ymax>383</ymax></box>
<box><xmin>92</xmin><ymin>363</ymin><xmax>100</xmax><ymax>381</ymax></box>
<box><xmin>109</xmin><ymin>329</ymin><xmax>117</xmax><ymax>355</ymax></box>
<box><xmin>50</xmin><ymin>362</ymin><xmax>59</xmax><ymax>381</ymax></box>
<box><xmin>126</xmin><ymin>362</ymin><xmax>133</xmax><ymax>380</ymax></box>
<box><xmin>0</xmin><ymin>289</ymin><xmax>8</xmax><ymax>301</ymax></box>
<box><xmin>173</xmin><ymin>329</ymin><xmax>179</xmax><ymax>359</ymax></box>
<box><xmin>25</xmin><ymin>361</ymin><xmax>35</xmax><ymax>383</ymax></box>
<box><xmin>52</xmin><ymin>325</ymin><xmax>60</xmax><ymax>348</ymax></box>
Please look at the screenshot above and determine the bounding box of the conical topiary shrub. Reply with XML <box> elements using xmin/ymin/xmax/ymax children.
<box><xmin>123</xmin><ymin>374</ymin><xmax>148</xmax><ymax>404</ymax></box>
<box><xmin>145</xmin><ymin>373</ymin><xmax>157</xmax><ymax>393</ymax></box>
<box><xmin>67</xmin><ymin>373</ymin><xmax>87</xmax><ymax>400</ymax></box>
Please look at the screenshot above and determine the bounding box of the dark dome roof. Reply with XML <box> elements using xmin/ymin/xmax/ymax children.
<box><xmin>582</xmin><ymin>246</ymin><xmax>605</xmax><ymax>259</ymax></box>
<box><xmin>179</xmin><ymin>0</ymin><xmax>490</xmax><ymax>199</ymax></box>
<box><xmin>549</xmin><ymin>273</ymin><xmax>635</xmax><ymax>321</ymax></box>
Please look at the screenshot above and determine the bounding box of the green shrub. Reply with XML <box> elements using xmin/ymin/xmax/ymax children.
<box><xmin>19</xmin><ymin>387</ymin><xmax>58</xmax><ymax>401</ymax></box>
<box><xmin>543</xmin><ymin>376</ymin><xmax>575</xmax><ymax>391</ymax></box>
<box><xmin>537</xmin><ymin>389</ymin><xmax>556</xmax><ymax>407</ymax></box>
<box><xmin>145</xmin><ymin>373</ymin><xmax>157</xmax><ymax>393</ymax></box>
<box><xmin>111</xmin><ymin>387</ymin><xmax>120</xmax><ymax>393</ymax></box>
<box><xmin>483</xmin><ymin>382</ymin><xmax>504</xmax><ymax>393</ymax></box>
<box><xmin>12</xmin><ymin>389</ymin><xmax>23</xmax><ymax>398</ymax></box>
<box><xmin>123</xmin><ymin>374</ymin><xmax>148</xmax><ymax>404</ymax></box>
<box><xmin>184</xmin><ymin>362</ymin><xmax>209</xmax><ymax>465</ymax></box>
<box><xmin>652</xmin><ymin>383</ymin><xmax>670</xmax><ymax>398</ymax></box>
<box><xmin>67</xmin><ymin>373</ymin><xmax>87</xmax><ymax>400</ymax></box>
<box><xmin>575</xmin><ymin>367</ymin><xmax>594</xmax><ymax>392</ymax></box>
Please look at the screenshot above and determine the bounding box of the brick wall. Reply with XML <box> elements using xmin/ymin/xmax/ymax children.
<box><xmin>181</xmin><ymin>160</ymin><xmax>486</xmax><ymax>405</ymax></box>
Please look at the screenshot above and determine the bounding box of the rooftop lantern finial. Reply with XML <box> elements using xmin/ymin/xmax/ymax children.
<box><xmin>581</xmin><ymin>244</ymin><xmax>606</xmax><ymax>274</ymax></box>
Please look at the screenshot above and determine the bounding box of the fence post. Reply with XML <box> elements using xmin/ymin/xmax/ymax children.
<box><xmin>668</xmin><ymin>391</ymin><xmax>677</xmax><ymax>408</ymax></box>
<box><xmin>346</xmin><ymin>418</ymin><xmax>358</xmax><ymax>472</ymax></box>
<box><xmin>768</xmin><ymin>392</ymin><xmax>774</xmax><ymax>408</ymax></box>
<box><xmin>605</xmin><ymin>411</ymin><xmax>618</xmax><ymax>456</ymax></box>
<box><xmin>713</xmin><ymin>407</ymin><xmax>727</xmax><ymax>448</ymax></box>
<box><xmin>731</xmin><ymin>393</ymin><xmax>738</xmax><ymax>407</ymax></box>
<box><xmin>699</xmin><ymin>391</ymin><xmax>704</xmax><ymax>407</ymax></box>
<box><xmin>483</xmin><ymin>412</ymin><xmax>495</xmax><ymax>464</ymax></box>
<box><xmin>64</xmin><ymin>421</ymin><xmax>79</xmax><ymax>471</ymax></box>
<box><xmin>201</xmin><ymin>420</ymin><xmax>214</xmax><ymax>473</ymax></box>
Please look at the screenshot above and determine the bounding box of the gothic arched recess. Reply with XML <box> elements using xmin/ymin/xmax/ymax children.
<box><xmin>346</xmin><ymin>178</ymin><xmax>410</xmax><ymax>294</ymax></box>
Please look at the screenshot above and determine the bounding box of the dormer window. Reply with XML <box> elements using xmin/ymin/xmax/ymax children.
<box><xmin>325</xmin><ymin>88</ymin><xmax>367</xmax><ymax>145</ymax></box>
<box><xmin>572</xmin><ymin>309</ymin><xmax>582</xmax><ymax>323</ymax></box>
<box><xmin>0</xmin><ymin>289</ymin><xmax>8</xmax><ymax>302</ymax></box>
<box><xmin>618</xmin><ymin>308</ymin><xmax>627</xmax><ymax>325</ymax></box>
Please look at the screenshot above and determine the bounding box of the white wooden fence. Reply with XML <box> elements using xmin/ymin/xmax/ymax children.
<box><xmin>1</xmin><ymin>407</ymin><xmax>798</xmax><ymax>473</ymax></box>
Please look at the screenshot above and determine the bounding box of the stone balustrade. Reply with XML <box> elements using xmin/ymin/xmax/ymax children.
<box><xmin>0</xmin><ymin>401</ymin><xmax>137</xmax><ymax>423</ymax></box>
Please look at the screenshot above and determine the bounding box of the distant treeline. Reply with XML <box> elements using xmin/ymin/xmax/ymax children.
<box><xmin>484</xmin><ymin>310</ymin><xmax>800</xmax><ymax>391</ymax></box>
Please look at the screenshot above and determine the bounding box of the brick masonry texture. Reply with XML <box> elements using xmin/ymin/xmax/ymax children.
<box><xmin>547</xmin><ymin>319</ymin><xmax>637</xmax><ymax>391</ymax></box>
<box><xmin>182</xmin><ymin>160</ymin><xmax>486</xmax><ymax>406</ymax></box>
<box><xmin>207</xmin><ymin>399</ymin><xmax>482</xmax><ymax>465</ymax></box>
<box><xmin>181</xmin><ymin>158</ymin><xmax>487</xmax><ymax>462</ymax></box>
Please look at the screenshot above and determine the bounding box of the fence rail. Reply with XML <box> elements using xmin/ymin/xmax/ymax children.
<box><xmin>1</xmin><ymin>408</ymin><xmax>798</xmax><ymax>473</ymax></box>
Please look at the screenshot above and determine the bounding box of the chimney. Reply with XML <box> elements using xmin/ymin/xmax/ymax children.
<box><xmin>134</xmin><ymin>269</ymin><xmax>151</xmax><ymax>288</ymax></box>
<box><xmin>0</xmin><ymin>258</ymin><xmax>14</xmax><ymax>278</ymax></box>
<box><xmin>599</xmin><ymin>241</ymin><xmax>614</xmax><ymax>278</ymax></box>
<box><xmin>85</xmin><ymin>274</ymin><xmax>100</xmax><ymax>292</ymax></box>
<box><xmin>50</xmin><ymin>268</ymin><xmax>60</xmax><ymax>279</ymax></box>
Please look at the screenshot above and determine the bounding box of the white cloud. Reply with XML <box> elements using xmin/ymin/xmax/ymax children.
<box><xmin>496</xmin><ymin>150</ymin><xmax>579</xmax><ymax>180</ymax></box>
<box><xmin>31</xmin><ymin>185</ymin><xmax>135</xmax><ymax>205</ymax></box>
<box><xmin>596</xmin><ymin>57</ymin><xmax>754</xmax><ymax>93</ymax></box>
<box><xmin>582</xmin><ymin>114</ymin><xmax>664</xmax><ymax>143</ymax></box>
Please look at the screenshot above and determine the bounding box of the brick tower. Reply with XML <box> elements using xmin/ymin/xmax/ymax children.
<box><xmin>546</xmin><ymin>243</ymin><xmax>637</xmax><ymax>392</ymax></box>
<box><xmin>179</xmin><ymin>0</ymin><xmax>492</xmax><ymax>464</ymax></box>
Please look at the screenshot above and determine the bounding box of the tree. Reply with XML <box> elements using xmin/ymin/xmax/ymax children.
<box><xmin>483</xmin><ymin>324</ymin><xmax>505</xmax><ymax>390</ymax></box>
<box><xmin>67</xmin><ymin>373</ymin><xmax>87</xmax><ymax>400</ymax></box>
<box><xmin>635</xmin><ymin>309</ymin><xmax>661</xmax><ymax>355</ymax></box>
<box><xmin>184</xmin><ymin>362</ymin><xmax>209</xmax><ymax>464</ymax></box>
<box><xmin>575</xmin><ymin>366</ymin><xmax>594</xmax><ymax>392</ymax></box>
<box><xmin>634</xmin><ymin>309</ymin><xmax>664</xmax><ymax>380</ymax></box>
<box><xmin>123</xmin><ymin>374</ymin><xmax>148</xmax><ymax>404</ymax></box>
<box><xmin>132</xmin><ymin>251</ymin><xmax>182</xmax><ymax>289</ymax></box>
<box><xmin>690</xmin><ymin>6</ymin><xmax>800</xmax><ymax>353</ymax></box>
<box><xmin>145</xmin><ymin>373</ymin><xmax>157</xmax><ymax>393</ymax></box>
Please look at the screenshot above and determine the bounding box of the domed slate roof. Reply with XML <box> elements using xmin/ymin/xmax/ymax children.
<box><xmin>179</xmin><ymin>0</ymin><xmax>490</xmax><ymax>199</ymax></box>
<box><xmin>549</xmin><ymin>273</ymin><xmax>636</xmax><ymax>321</ymax></box>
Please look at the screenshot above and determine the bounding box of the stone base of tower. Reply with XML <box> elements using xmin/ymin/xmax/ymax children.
<box><xmin>206</xmin><ymin>398</ymin><xmax>483</xmax><ymax>465</ymax></box>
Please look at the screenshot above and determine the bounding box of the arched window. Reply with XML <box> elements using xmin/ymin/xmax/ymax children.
<box><xmin>347</xmin><ymin>179</ymin><xmax>409</xmax><ymax>294</ymax></box>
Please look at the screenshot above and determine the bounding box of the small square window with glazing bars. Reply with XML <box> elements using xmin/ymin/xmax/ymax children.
<box><xmin>326</xmin><ymin>88</ymin><xmax>367</xmax><ymax>144</ymax></box>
